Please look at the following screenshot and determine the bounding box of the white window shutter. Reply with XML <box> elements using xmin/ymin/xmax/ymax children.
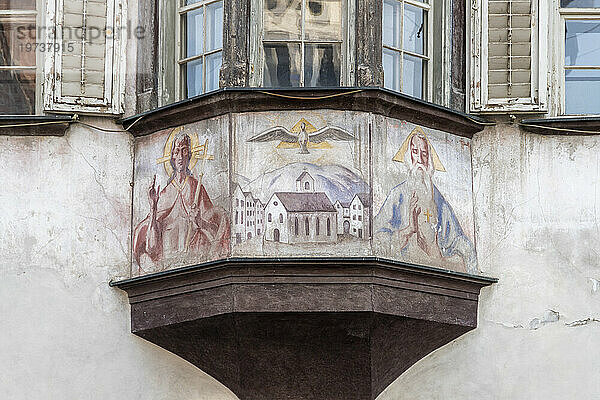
<box><xmin>469</xmin><ymin>0</ymin><xmax>547</xmax><ymax>113</ymax></box>
<box><xmin>45</xmin><ymin>0</ymin><xmax>125</xmax><ymax>114</ymax></box>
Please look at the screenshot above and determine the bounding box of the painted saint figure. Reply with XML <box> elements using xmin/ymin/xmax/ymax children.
<box><xmin>133</xmin><ymin>134</ymin><xmax>230</xmax><ymax>271</ymax></box>
<box><xmin>374</xmin><ymin>128</ymin><xmax>478</xmax><ymax>274</ymax></box>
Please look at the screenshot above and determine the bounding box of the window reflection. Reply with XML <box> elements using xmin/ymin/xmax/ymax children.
<box><xmin>382</xmin><ymin>0</ymin><xmax>429</xmax><ymax>99</ymax></box>
<box><xmin>262</xmin><ymin>0</ymin><xmax>344</xmax><ymax>87</ymax></box>
<box><xmin>0</xmin><ymin>0</ymin><xmax>36</xmax><ymax>10</ymax></box>
<box><xmin>564</xmin><ymin>19</ymin><xmax>600</xmax><ymax>114</ymax></box>
<box><xmin>305</xmin><ymin>44</ymin><xmax>340</xmax><ymax>87</ymax></box>
<box><xmin>0</xmin><ymin>7</ymin><xmax>36</xmax><ymax>114</ymax></box>
<box><xmin>181</xmin><ymin>0</ymin><xmax>223</xmax><ymax>98</ymax></box>
<box><xmin>560</xmin><ymin>0</ymin><xmax>600</xmax><ymax>7</ymax></box>
<box><xmin>264</xmin><ymin>43</ymin><xmax>301</xmax><ymax>87</ymax></box>
<box><xmin>565</xmin><ymin>70</ymin><xmax>600</xmax><ymax>114</ymax></box>
<box><xmin>565</xmin><ymin>20</ymin><xmax>600</xmax><ymax>67</ymax></box>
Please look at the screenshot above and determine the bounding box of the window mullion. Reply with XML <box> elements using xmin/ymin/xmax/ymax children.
<box><xmin>204</xmin><ymin>4</ymin><xmax>207</xmax><ymax>93</ymax></box>
<box><xmin>301</xmin><ymin>0</ymin><xmax>306</xmax><ymax>87</ymax></box>
<box><xmin>399</xmin><ymin>0</ymin><xmax>405</xmax><ymax>92</ymax></box>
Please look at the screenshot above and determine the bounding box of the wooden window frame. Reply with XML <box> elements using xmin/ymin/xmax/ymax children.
<box><xmin>468</xmin><ymin>0</ymin><xmax>548</xmax><ymax>113</ymax></box>
<box><xmin>249</xmin><ymin>0</ymin><xmax>355</xmax><ymax>87</ymax></box>
<box><xmin>558</xmin><ymin>7</ymin><xmax>600</xmax><ymax>116</ymax></box>
<box><xmin>0</xmin><ymin>1</ymin><xmax>42</xmax><ymax>114</ymax></box>
<box><xmin>382</xmin><ymin>0</ymin><xmax>434</xmax><ymax>101</ymax></box>
<box><xmin>175</xmin><ymin>0</ymin><xmax>223</xmax><ymax>99</ymax></box>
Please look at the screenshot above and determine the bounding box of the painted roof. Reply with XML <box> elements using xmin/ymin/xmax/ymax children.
<box><xmin>296</xmin><ymin>171</ymin><xmax>313</xmax><ymax>182</ymax></box>
<box><xmin>274</xmin><ymin>192</ymin><xmax>335</xmax><ymax>212</ymax></box>
<box><xmin>353</xmin><ymin>193</ymin><xmax>372</xmax><ymax>207</ymax></box>
<box><xmin>334</xmin><ymin>200</ymin><xmax>351</xmax><ymax>208</ymax></box>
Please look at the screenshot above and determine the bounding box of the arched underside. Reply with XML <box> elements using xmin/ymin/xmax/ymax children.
<box><xmin>112</xmin><ymin>258</ymin><xmax>495</xmax><ymax>400</ymax></box>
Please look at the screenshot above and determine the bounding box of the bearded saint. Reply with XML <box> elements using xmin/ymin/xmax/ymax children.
<box><xmin>133</xmin><ymin>134</ymin><xmax>230</xmax><ymax>271</ymax></box>
<box><xmin>374</xmin><ymin>131</ymin><xmax>478</xmax><ymax>274</ymax></box>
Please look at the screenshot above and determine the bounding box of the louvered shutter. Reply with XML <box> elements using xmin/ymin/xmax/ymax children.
<box><xmin>469</xmin><ymin>0</ymin><xmax>547</xmax><ymax>112</ymax></box>
<box><xmin>45</xmin><ymin>0</ymin><xmax>125</xmax><ymax>114</ymax></box>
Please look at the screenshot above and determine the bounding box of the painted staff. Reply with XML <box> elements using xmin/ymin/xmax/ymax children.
<box><xmin>185</xmin><ymin>139</ymin><xmax>210</xmax><ymax>252</ymax></box>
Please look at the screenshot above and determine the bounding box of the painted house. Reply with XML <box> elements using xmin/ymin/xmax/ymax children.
<box><xmin>264</xmin><ymin>172</ymin><xmax>337</xmax><ymax>244</ymax></box>
<box><xmin>334</xmin><ymin>200</ymin><xmax>351</xmax><ymax>234</ymax></box>
<box><xmin>232</xmin><ymin>184</ymin><xmax>264</xmax><ymax>244</ymax></box>
<box><xmin>349</xmin><ymin>193</ymin><xmax>371</xmax><ymax>239</ymax></box>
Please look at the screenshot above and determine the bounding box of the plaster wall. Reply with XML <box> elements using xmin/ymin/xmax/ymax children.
<box><xmin>378</xmin><ymin>124</ymin><xmax>600</xmax><ymax>399</ymax></box>
<box><xmin>3</xmin><ymin>118</ymin><xmax>598</xmax><ymax>400</ymax></box>
<box><xmin>0</xmin><ymin>122</ymin><xmax>236</xmax><ymax>400</ymax></box>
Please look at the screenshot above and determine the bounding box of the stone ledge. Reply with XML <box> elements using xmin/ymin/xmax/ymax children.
<box><xmin>0</xmin><ymin>114</ymin><xmax>74</xmax><ymax>136</ymax></box>
<box><xmin>520</xmin><ymin>116</ymin><xmax>600</xmax><ymax>135</ymax></box>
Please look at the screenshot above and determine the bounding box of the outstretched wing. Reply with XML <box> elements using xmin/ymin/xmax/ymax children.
<box><xmin>309</xmin><ymin>126</ymin><xmax>355</xmax><ymax>143</ymax></box>
<box><xmin>247</xmin><ymin>127</ymin><xmax>297</xmax><ymax>143</ymax></box>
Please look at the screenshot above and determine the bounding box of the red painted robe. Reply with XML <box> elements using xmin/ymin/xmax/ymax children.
<box><xmin>133</xmin><ymin>176</ymin><xmax>230</xmax><ymax>267</ymax></box>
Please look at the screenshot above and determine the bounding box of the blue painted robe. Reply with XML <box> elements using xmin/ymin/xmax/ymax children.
<box><xmin>375</xmin><ymin>181</ymin><xmax>478</xmax><ymax>274</ymax></box>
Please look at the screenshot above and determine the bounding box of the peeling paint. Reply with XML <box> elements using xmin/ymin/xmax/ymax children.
<box><xmin>565</xmin><ymin>318</ymin><xmax>600</xmax><ymax>328</ymax></box>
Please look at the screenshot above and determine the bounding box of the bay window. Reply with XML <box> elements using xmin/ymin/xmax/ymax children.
<box><xmin>561</xmin><ymin>0</ymin><xmax>600</xmax><ymax>115</ymax></box>
<box><xmin>178</xmin><ymin>0</ymin><xmax>223</xmax><ymax>98</ymax></box>
<box><xmin>382</xmin><ymin>0</ymin><xmax>431</xmax><ymax>99</ymax></box>
<box><xmin>252</xmin><ymin>0</ymin><xmax>353</xmax><ymax>87</ymax></box>
<box><xmin>0</xmin><ymin>0</ymin><xmax>38</xmax><ymax>114</ymax></box>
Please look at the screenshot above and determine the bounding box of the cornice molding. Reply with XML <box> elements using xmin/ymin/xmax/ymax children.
<box><xmin>119</xmin><ymin>88</ymin><xmax>492</xmax><ymax>138</ymax></box>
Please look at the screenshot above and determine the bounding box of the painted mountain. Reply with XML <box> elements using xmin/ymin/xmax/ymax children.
<box><xmin>243</xmin><ymin>162</ymin><xmax>370</xmax><ymax>205</ymax></box>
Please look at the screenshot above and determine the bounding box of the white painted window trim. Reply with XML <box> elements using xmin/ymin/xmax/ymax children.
<box><xmin>44</xmin><ymin>0</ymin><xmax>126</xmax><ymax>114</ymax></box>
<box><xmin>249</xmin><ymin>0</ymin><xmax>355</xmax><ymax>87</ymax></box>
<box><xmin>468</xmin><ymin>0</ymin><xmax>548</xmax><ymax>113</ymax></box>
<box><xmin>175</xmin><ymin>0</ymin><xmax>224</xmax><ymax>100</ymax></box>
<box><xmin>557</xmin><ymin>6</ymin><xmax>600</xmax><ymax>116</ymax></box>
<box><xmin>382</xmin><ymin>0</ymin><xmax>434</xmax><ymax>101</ymax></box>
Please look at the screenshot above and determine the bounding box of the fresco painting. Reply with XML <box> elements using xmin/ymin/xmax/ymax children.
<box><xmin>131</xmin><ymin>111</ymin><xmax>478</xmax><ymax>276</ymax></box>
<box><xmin>232</xmin><ymin>112</ymin><xmax>372</xmax><ymax>257</ymax></box>
<box><xmin>373</xmin><ymin>119</ymin><xmax>478</xmax><ymax>274</ymax></box>
<box><xmin>132</xmin><ymin>118</ymin><xmax>230</xmax><ymax>276</ymax></box>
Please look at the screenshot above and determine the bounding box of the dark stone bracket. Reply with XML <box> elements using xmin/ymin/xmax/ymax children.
<box><xmin>112</xmin><ymin>257</ymin><xmax>495</xmax><ymax>400</ymax></box>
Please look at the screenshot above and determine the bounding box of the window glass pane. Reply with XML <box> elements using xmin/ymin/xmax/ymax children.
<box><xmin>186</xmin><ymin>7</ymin><xmax>204</xmax><ymax>57</ymax></box>
<box><xmin>383</xmin><ymin>0</ymin><xmax>401</xmax><ymax>48</ymax></box>
<box><xmin>0</xmin><ymin>16</ymin><xmax>36</xmax><ymax>66</ymax></box>
<box><xmin>402</xmin><ymin>53</ymin><xmax>424</xmax><ymax>98</ymax></box>
<box><xmin>0</xmin><ymin>0</ymin><xmax>36</xmax><ymax>10</ymax></box>
<box><xmin>305</xmin><ymin>0</ymin><xmax>342</xmax><ymax>41</ymax></box>
<box><xmin>0</xmin><ymin>69</ymin><xmax>35</xmax><ymax>114</ymax></box>
<box><xmin>565</xmin><ymin>20</ymin><xmax>600</xmax><ymax>66</ymax></box>
<box><xmin>263</xmin><ymin>43</ymin><xmax>301</xmax><ymax>87</ymax></box>
<box><xmin>404</xmin><ymin>3</ymin><xmax>426</xmax><ymax>55</ymax></box>
<box><xmin>206</xmin><ymin>51</ymin><xmax>222</xmax><ymax>91</ymax></box>
<box><xmin>565</xmin><ymin>69</ymin><xmax>600</xmax><ymax>114</ymax></box>
<box><xmin>383</xmin><ymin>48</ymin><xmax>401</xmax><ymax>91</ymax></box>
<box><xmin>264</xmin><ymin>0</ymin><xmax>302</xmax><ymax>40</ymax></box>
<box><xmin>304</xmin><ymin>43</ymin><xmax>340</xmax><ymax>87</ymax></box>
<box><xmin>561</xmin><ymin>0</ymin><xmax>600</xmax><ymax>7</ymax></box>
<box><xmin>206</xmin><ymin>1</ymin><xmax>223</xmax><ymax>51</ymax></box>
<box><xmin>186</xmin><ymin>58</ymin><xmax>203</xmax><ymax>97</ymax></box>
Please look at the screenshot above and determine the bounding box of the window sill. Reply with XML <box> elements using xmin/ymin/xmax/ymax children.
<box><xmin>520</xmin><ymin>116</ymin><xmax>600</xmax><ymax>135</ymax></box>
<box><xmin>0</xmin><ymin>114</ymin><xmax>75</xmax><ymax>137</ymax></box>
<box><xmin>119</xmin><ymin>87</ymin><xmax>492</xmax><ymax>138</ymax></box>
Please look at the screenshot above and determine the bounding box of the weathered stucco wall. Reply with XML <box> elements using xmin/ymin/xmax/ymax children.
<box><xmin>2</xmin><ymin>118</ymin><xmax>598</xmax><ymax>399</ymax></box>
<box><xmin>378</xmin><ymin>124</ymin><xmax>600</xmax><ymax>399</ymax></box>
<box><xmin>0</xmin><ymin>122</ymin><xmax>236</xmax><ymax>400</ymax></box>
